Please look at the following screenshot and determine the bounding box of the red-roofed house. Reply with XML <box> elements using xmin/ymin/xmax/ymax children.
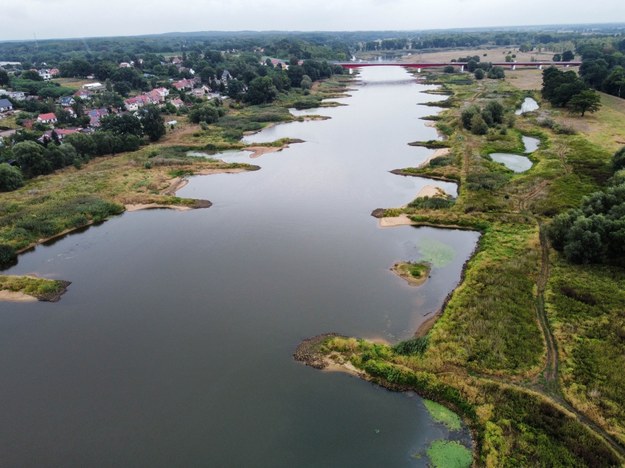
<box><xmin>170</xmin><ymin>98</ymin><xmax>184</xmax><ymax>109</ymax></box>
<box><xmin>37</xmin><ymin>113</ymin><xmax>57</xmax><ymax>124</ymax></box>
<box><xmin>172</xmin><ymin>79</ymin><xmax>194</xmax><ymax>91</ymax></box>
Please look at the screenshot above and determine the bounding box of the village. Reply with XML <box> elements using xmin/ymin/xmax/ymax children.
<box><xmin>0</xmin><ymin>56</ymin><xmax>241</xmax><ymax>145</ymax></box>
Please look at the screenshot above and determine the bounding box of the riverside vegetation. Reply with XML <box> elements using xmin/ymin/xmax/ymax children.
<box><xmin>297</xmin><ymin>70</ymin><xmax>625</xmax><ymax>466</ymax></box>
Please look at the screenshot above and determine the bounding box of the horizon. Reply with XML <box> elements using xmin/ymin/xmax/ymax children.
<box><xmin>0</xmin><ymin>22</ymin><xmax>623</xmax><ymax>45</ymax></box>
<box><xmin>2</xmin><ymin>0</ymin><xmax>625</xmax><ymax>42</ymax></box>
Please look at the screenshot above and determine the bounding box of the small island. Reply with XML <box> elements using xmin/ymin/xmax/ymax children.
<box><xmin>0</xmin><ymin>275</ymin><xmax>71</xmax><ymax>302</ymax></box>
<box><xmin>391</xmin><ymin>261</ymin><xmax>431</xmax><ymax>286</ymax></box>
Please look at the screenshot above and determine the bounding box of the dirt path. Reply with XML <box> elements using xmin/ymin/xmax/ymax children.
<box><xmin>535</xmin><ymin>222</ymin><xmax>558</xmax><ymax>388</ymax></box>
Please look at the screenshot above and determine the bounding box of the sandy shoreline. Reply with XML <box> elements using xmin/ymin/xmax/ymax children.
<box><xmin>418</xmin><ymin>147</ymin><xmax>450</xmax><ymax>169</ymax></box>
<box><xmin>416</xmin><ymin>185</ymin><xmax>447</xmax><ymax>198</ymax></box>
<box><xmin>124</xmin><ymin>204</ymin><xmax>193</xmax><ymax>212</ymax></box>
<box><xmin>0</xmin><ymin>291</ymin><xmax>38</xmax><ymax>302</ymax></box>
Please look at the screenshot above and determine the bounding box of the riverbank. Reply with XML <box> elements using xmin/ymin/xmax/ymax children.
<box><xmin>299</xmin><ymin>69</ymin><xmax>625</xmax><ymax>465</ymax></box>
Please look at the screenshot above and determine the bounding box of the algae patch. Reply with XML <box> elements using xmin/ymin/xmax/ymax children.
<box><xmin>427</xmin><ymin>440</ymin><xmax>472</xmax><ymax>468</ymax></box>
<box><xmin>424</xmin><ymin>399</ymin><xmax>462</xmax><ymax>431</ymax></box>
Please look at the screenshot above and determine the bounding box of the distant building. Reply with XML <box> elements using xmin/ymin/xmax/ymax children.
<box><xmin>7</xmin><ymin>91</ymin><xmax>26</xmax><ymax>101</ymax></box>
<box><xmin>82</xmin><ymin>82</ymin><xmax>104</xmax><ymax>92</ymax></box>
<box><xmin>0</xmin><ymin>98</ymin><xmax>13</xmax><ymax>113</ymax></box>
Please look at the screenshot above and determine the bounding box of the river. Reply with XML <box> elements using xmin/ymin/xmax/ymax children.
<box><xmin>0</xmin><ymin>67</ymin><xmax>479</xmax><ymax>466</ymax></box>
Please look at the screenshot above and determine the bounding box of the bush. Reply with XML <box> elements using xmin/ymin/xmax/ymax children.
<box><xmin>466</xmin><ymin>172</ymin><xmax>508</xmax><ymax>191</ymax></box>
<box><xmin>0</xmin><ymin>163</ymin><xmax>24</xmax><ymax>192</ymax></box>
<box><xmin>393</xmin><ymin>336</ymin><xmax>429</xmax><ymax>356</ymax></box>
<box><xmin>612</xmin><ymin>147</ymin><xmax>625</xmax><ymax>172</ymax></box>
<box><xmin>0</xmin><ymin>244</ymin><xmax>17</xmax><ymax>268</ymax></box>
<box><xmin>408</xmin><ymin>196</ymin><xmax>455</xmax><ymax>209</ymax></box>
<box><xmin>474</xmin><ymin>69</ymin><xmax>485</xmax><ymax>80</ymax></box>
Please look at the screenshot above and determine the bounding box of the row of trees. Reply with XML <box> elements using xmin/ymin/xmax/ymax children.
<box><xmin>542</xmin><ymin>67</ymin><xmax>601</xmax><ymax>116</ymax></box>
<box><xmin>548</xmin><ymin>148</ymin><xmax>625</xmax><ymax>264</ymax></box>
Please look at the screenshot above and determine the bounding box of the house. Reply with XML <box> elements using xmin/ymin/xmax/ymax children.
<box><xmin>37</xmin><ymin>113</ymin><xmax>57</xmax><ymax>124</ymax></box>
<box><xmin>124</xmin><ymin>95</ymin><xmax>152</xmax><ymax>111</ymax></box>
<box><xmin>59</xmin><ymin>96</ymin><xmax>75</xmax><ymax>107</ymax></box>
<box><xmin>152</xmin><ymin>87</ymin><xmax>169</xmax><ymax>100</ymax></box>
<box><xmin>38</xmin><ymin>69</ymin><xmax>52</xmax><ymax>80</ymax></box>
<box><xmin>170</xmin><ymin>98</ymin><xmax>184</xmax><ymax>109</ymax></box>
<box><xmin>87</xmin><ymin>108</ymin><xmax>108</xmax><ymax>127</ymax></box>
<box><xmin>221</xmin><ymin>70</ymin><xmax>232</xmax><ymax>82</ymax></box>
<box><xmin>82</xmin><ymin>82</ymin><xmax>104</xmax><ymax>92</ymax></box>
<box><xmin>119</xmin><ymin>62</ymin><xmax>132</xmax><ymax>68</ymax></box>
<box><xmin>38</xmin><ymin>128</ymin><xmax>79</xmax><ymax>144</ymax></box>
<box><xmin>0</xmin><ymin>98</ymin><xmax>13</xmax><ymax>113</ymax></box>
<box><xmin>49</xmin><ymin>68</ymin><xmax>60</xmax><ymax>77</ymax></box>
<box><xmin>7</xmin><ymin>91</ymin><xmax>26</xmax><ymax>101</ymax></box>
<box><xmin>172</xmin><ymin>79</ymin><xmax>194</xmax><ymax>91</ymax></box>
<box><xmin>74</xmin><ymin>89</ymin><xmax>93</xmax><ymax>101</ymax></box>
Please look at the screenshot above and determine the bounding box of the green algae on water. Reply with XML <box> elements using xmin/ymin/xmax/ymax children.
<box><xmin>427</xmin><ymin>440</ymin><xmax>472</xmax><ymax>468</ymax></box>
<box><xmin>424</xmin><ymin>399</ymin><xmax>462</xmax><ymax>431</ymax></box>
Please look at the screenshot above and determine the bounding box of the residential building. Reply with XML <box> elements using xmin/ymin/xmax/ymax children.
<box><xmin>37</xmin><ymin>113</ymin><xmax>57</xmax><ymax>124</ymax></box>
<box><xmin>0</xmin><ymin>98</ymin><xmax>13</xmax><ymax>112</ymax></box>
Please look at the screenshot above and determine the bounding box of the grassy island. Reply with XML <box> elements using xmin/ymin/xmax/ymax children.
<box><xmin>0</xmin><ymin>275</ymin><xmax>70</xmax><ymax>302</ymax></box>
<box><xmin>391</xmin><ymin>261</ymin><xmax>431</xmax><ymax>286</ymax></box>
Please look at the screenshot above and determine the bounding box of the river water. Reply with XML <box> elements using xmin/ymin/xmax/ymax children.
<box><xmin>0</xmin><ymin>67</ymin><xmax>478</xmax><ymax>466</ymax></box>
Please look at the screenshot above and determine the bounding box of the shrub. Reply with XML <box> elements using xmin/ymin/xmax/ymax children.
<box><xmin>0</xmin><ymin>244</ymin><xmax>17</xmax><ymax>268</ymax></box>
<box><xmin>0</xmin><ymin>164</ymin><xmax>24</xmax><ymax>192</ymax></box>
<box><xmin>393</xmin><ymin>336</ymin><xmax>429</xmax><ymax>356</ymax></box>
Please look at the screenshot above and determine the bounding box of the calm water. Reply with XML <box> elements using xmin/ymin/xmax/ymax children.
<box><xmin>490</xmin><ymin>153</ymin><xmax>533</xmax><ymax>173</ymax></box>
<box><xmin>1</xmin><ymin>67</ymin><xmax>478</xmax><ymax>466</ymax></box>
<box><xmin>522</xmin><ymin>135</ymin><xmax>540</xmax><ymax>153</ymax></box>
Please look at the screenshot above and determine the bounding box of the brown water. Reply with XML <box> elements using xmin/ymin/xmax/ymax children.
<box><xmin>0</xmin><ymin>67</ymin><xmax>478</xmax><ymax>467</ymax></box>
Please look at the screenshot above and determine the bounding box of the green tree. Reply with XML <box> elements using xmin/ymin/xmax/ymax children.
<box><xmin>100</xmin><ymin>114</ymin><xmax>144</xmax><ymax>137</ymax></box>
<box><xmin>226</xmin><ymin>79</ymin><xmax>245</xmax><ymax>101</ymax></box>
<box><xmin>139</xmin><ymin>105</ymin><xmax>166</xmax><ymax>142</ymax></box>
<box><xmin>0</xmin><ymin>69</ymin><xmax>9</xmax><ymax>86</ymax></box>
<box><xmin>244</xmin><ymin>76</ymin><xmax>278</xmax><ymax>105</ymax></box>
<box><xmin>189</xmin><ymin>103</ymin><xmax>221</xmax><ymax>124</ymax></box>
<box><xmin>568</xmin><ymin>90</ymin><xmax>601</xmax><ymax>116</ymax></box>
<box><xmin>13</xmin><ymin>141</ymin><xmax>50</xmax><ymax>178</ymax></box>
<box><xmin>562</xmin><ymin>50</ymin><xmax>575</xmax><ymax>61</ymax></box>
<box><xmin>300</xmin><ymin>74</ymin><xmax>313</xmax><ymax>90</ymax></box>
<box><xmin>484</xmin><ymin>101</ymin><xmax>504</xmax><ymax>124</ymax></box>
<box><xmin>612</xmin><ymin>147</ymin><xmax>625</xmax><ymax>172</ymax></box>
<box><xmin>474</xmin><ymin>69</ymin><xmax>485</xmax><ymax>80</ymax></box>
<box><xmin>487</xmin><ymin>66</ymin><xmax>505</xmax><ymax>79</ymax></box>
<box><xmin>470</xmin><ymin>113</ymin><xmax>489</xmax><ymax>135</ymax></box>
<box><xmin>0</xmin><ymin>163</ymin><xmax>24</xmax><ymax>191</ymax></box>
<box><xmin>21</xmin><ymin>70</ymin><xmax>42</xmax><ymax>81</ymax></box>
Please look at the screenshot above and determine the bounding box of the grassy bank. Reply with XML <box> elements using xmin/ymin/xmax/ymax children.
<box><xmin>298</xmin><ymin>70</ymin><xmax>625</xmax><ymax>465</ymax></box>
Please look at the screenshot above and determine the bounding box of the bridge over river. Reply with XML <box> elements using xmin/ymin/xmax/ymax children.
<box><xmin>336</xmin><ymin>61</ymin><xmax>581</xmax><ymax>72</ymax></box>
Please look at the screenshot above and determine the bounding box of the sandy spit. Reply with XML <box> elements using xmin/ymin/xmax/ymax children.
<box><xmin>0</xmin><ymin>291</ymin><xmax>38</xmax><ymax>303</ymax></box>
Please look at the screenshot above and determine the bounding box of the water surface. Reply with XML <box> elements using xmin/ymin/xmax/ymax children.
<box><xmin>0</xmin><ymin>67</ymin><xmax>478</xmax><ymax>466</ymax></box>
<box><xmin>515</xmin><ymin>97</ymin><xmax>539</xmax><ymax>115</ymax></box>
<box><xmin>490</xmin><ymin>153</ymin><xmax>533</xmax><ymax>173</ymax></box>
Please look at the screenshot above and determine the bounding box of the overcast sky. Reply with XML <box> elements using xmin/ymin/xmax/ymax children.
<box><xmin>1</xmin><ymin>0</ymin><xmax>624</xmax><ymax>41</ymax></box>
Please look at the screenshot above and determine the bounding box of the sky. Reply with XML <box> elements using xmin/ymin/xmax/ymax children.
<box><xmin>1</xmin><ymin>0</ymin><xmax>624</xmax><ymax>41</ymax></box>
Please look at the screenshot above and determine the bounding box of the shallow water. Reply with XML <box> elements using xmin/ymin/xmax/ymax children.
<box><xmin>0</xmin><ymin>67</ymin><xmax>478</xmax><ymax>466</ymax></box>
<box><xmin>490</xmin><ymin>153</ymin><xmax>533</xmax><ymax>173</ymax></box>
<box><xmin>522</xmin><ymin>135</ymin><xmax>540</xmax><ymax>154</ymax></box>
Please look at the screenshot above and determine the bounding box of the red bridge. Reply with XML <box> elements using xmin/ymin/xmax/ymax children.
<box><xmin>337</xmin><ymin>61</ymin><xmax>581</xmax><ymax>71</ymax></box>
